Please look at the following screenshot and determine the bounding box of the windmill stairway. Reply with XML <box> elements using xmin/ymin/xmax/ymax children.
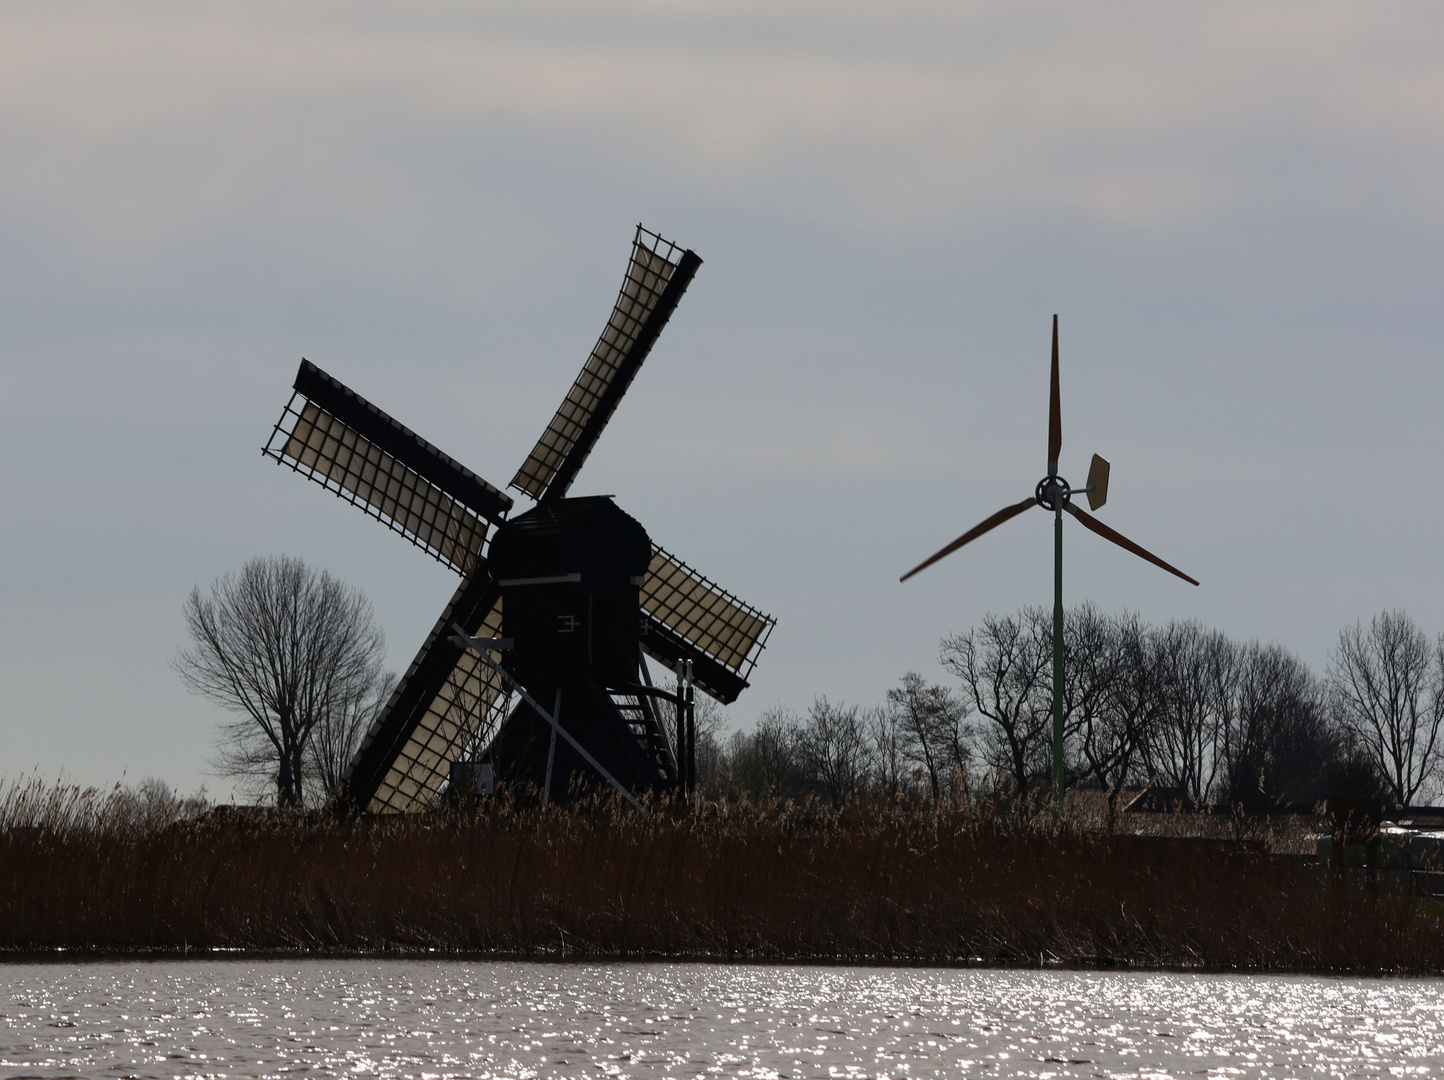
<box><xmin>605</xmin><ymin>686</ymin><xmax>677</xmax><ymax>788</ymax></box>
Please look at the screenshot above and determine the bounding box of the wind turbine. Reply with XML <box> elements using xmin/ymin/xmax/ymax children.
<box><xmin>901</xmin><ymin>315</ymin><xmax>1198</xmax><ymax>803</ymax></box>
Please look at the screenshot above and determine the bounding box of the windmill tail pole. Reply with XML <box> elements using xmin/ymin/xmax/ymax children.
<box><xmin>1053</xmin><ymin>505</ymin><xmax>1065</xmax><ymax>807</ymax></box>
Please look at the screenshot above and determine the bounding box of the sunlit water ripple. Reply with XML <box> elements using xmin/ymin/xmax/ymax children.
<box><xmin>1</xmin><ymin>960</ymin><xmax>1441</xmax><ymax>1078</ymax></box>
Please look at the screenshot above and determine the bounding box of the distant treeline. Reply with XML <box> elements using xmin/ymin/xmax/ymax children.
<box><xmin>702</xmin><ymin>606</ymin><xmax>1444</xmax><ymax>811</ymax></box>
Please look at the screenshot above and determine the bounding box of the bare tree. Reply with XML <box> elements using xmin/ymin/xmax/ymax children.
<box><xmin>1328</xmin><ymin>610</ymin><xmax>1444</xmax><ymax>806</ymax></box>
<box><xmin>941</xmin><ymin>608</ymin><xmax>1052</xmax><ymax>795</ymax></box>
<box><xmin>1065</xmin><ymin>605</ymin><xmax>1128</xmax><ymax>790</ymax></box>
<box><xmin>707</xmin><ymin>706</ymin><xmax>805</xmax><ymax>800</ymax></box>
<box><xmin>174</xmin><ymin>556</ymin><xmax>387</xmax><ymax>807</ymax></box>
<box><xmin>868</xmin><ymin>703</ymin><xmax>908</xmax><ymax>797</ymax></box>
<box><xmin>1070</xmin><ymin>609</ymin><xmax>1163</xmax><ymax>817</ymax></box>
<box><xmin>1216</xmin><ymin>640</ymin><xmax>1383</xmax><ymax>811</ymax></box>
<box><xmin>306</xmin><ymin>670</ymin><xmax>396</xmax><ymax>804</ymax></box>
<box><xmin>691</xmin><ymin>696</ymin><xmax>729</xmax><ymax>794</ymax></box>
<box><xmin>797</xmin><ymin>697</ymin><xmax>871</xmax><ymax>805</ymax></box>
<box><xmin>1143</xmin><ymin>621</ymin><xmax>1235</xmax><ymax>807</ymax></box>
<box><xmin>887</xmin><ymin>672</ymin><xmax>967</xmax><ymax>800</ymax></box>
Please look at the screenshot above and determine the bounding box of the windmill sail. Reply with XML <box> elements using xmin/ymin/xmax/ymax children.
<box><xmin>639</xmin><ymin>543</ymin><xmax>775</xmax><ymax>704</ymax></box>
<box><xmin>265</xmin><ymin>360</ymin><xmax>512</xmax><ymax>575</ymax></box>
<box><xmin>343</xmin><ymin>572</ymin><xmax>511</xmax><ymax>814</ymax></box>
<box><xmin>511</xmin><ymin>227</ymin><xmax>702</xmax><ymax>503</ymax></box>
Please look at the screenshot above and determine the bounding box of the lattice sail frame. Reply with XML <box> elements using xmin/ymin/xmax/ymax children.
<box><xmin>264</xmin><ymin>362</ymin><xmax>511</xmax><ymax>576</ymax></box>
<box><xmin>350</xmin><ymin>586</ymin><xmax>512</xmax><ymax>814</ymax></box>
<box><xmin>511</xmin><ymin>227</ymin><xmax>685</xmax><ymax>499</ymax></box>
<box><xmin>640</xmin><ymin>543</ymin><xmax>775</xmax><ymax>687</ymax></box>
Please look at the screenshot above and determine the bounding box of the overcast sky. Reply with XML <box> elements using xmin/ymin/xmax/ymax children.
<box><xmin>3</xmin><ymin>2</ymin><xmax>1443</xmax><ymax>798</ymax></box>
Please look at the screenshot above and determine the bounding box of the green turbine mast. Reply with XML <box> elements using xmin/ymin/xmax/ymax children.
<box><xmin>901</xmin><ymin>316</ymin><xmax>1199</xmax><ymax>804</ymax></box>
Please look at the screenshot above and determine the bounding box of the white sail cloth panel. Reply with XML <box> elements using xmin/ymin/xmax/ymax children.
<box><xmin>510</xmin><ymin>240</ymin><xmax>680</xmax><ymax>498</ymax></box>
<box><xmin>274</xmin><ymin>401</ymin><xmax>487</xmax><ymax>575</ymax></box>
<box><xmin>354</xmin><ymin>589</ymin><xmax>510</xmax><ymax>814</ymax></box>
<box><xmin>640</xmin><ymin>545</ymin><xmax>773</xmax><ymax>678</ymax></box>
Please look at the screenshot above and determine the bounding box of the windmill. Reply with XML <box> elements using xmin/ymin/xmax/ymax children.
<box><xmin>900</xmin><ymin>315</ymin><xmax>1197</xmax><ymax>802</ymax></box>
<box><xmin>263</xmin><ymin>226</ymin><xmax>775</xmax><ymax>811</ymax></box>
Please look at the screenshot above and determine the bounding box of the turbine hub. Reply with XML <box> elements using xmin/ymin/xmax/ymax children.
<box><xmin>1035</xmin><ymin>475</ymin><xmax>1071</xmax><ymax>512</ymax></box>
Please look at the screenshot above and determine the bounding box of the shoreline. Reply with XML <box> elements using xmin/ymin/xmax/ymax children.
<box><xmin>1</xmin><ymin>948</ymin><xmax>1440</xmax><ymax>979</ymax></box>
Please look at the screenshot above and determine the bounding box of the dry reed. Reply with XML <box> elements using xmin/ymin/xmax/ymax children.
<box><xmin>0</xmin><ymin>777</ymin><xmax>1437</xmax><ymax>972</ymax></box>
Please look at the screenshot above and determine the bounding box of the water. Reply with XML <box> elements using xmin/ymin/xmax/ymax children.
<box><xmin>1</xmin><ymin>960</ymin><xmax>1441</xmax><ymax>1078</ymax></box>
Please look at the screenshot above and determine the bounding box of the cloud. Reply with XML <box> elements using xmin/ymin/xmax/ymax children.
<box><xmin>2</xmin><ymin>0</ymin><xmax>1442</xmax><ymax>251</ymax></box>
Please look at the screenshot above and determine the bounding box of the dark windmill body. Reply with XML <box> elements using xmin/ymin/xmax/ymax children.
<box><xmin>487</xmin><ymin>497</ymin><xmax>665</xmax><ymax>801</ymax></box>
<box><xmin>263</xmin><ymin>227</ymin><xmax>775</xmax><ymax>810</ymax></box>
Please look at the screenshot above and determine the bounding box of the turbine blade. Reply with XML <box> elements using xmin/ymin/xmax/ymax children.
<box><xmin>1048</xmin><ymin>314</ymin><xmax>1061</xmax><ymax>475</ymax></box>
<box><xmin>900</xmin><ymin>497</ymin><xmax>1037</xmax><ymax>582</ymax></box>
<box><xmin>1066</xmin><ymin>504</ymin><xmax>1199</xmax><ymax>586</ymax></box>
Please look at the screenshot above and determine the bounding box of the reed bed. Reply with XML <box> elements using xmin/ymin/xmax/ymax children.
<box><xmin>0</xmin><ymin>777</ymin><xmax>1436</xmax><ymax>973</ymax></box>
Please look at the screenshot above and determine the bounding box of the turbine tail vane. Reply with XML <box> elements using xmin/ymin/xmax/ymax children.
<box><xmin>1086</xmin><ymin>453</ymin><xmax>1110</xmax><ymax>511</ymax></box>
